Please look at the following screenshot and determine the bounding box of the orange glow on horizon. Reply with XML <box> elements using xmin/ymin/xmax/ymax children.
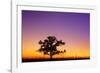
<box><xmin>22</xmin><ymin>44</ymin><xmax>90</xmax><ymax>59</ymax></box>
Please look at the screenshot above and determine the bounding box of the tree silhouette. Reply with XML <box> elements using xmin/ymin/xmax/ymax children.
<box><xmin>38</xmin><ymin>36</ymin><xmax>66</xmax><ymax>59</ymax></box>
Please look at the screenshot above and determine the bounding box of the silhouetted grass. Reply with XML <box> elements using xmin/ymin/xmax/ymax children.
<box><xmin>22</xmin><ymin>57</ymin><xmax>90</xmax><ymax>63</ymax></box>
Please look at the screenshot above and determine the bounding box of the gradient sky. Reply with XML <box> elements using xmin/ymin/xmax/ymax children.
<box><xmin>22</xmin><ymin>10</ymin><xmax>90</xmax><ymax>59</ymax></box>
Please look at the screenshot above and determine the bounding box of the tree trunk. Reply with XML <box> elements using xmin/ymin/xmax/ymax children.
<box><xmin>50</xmin><ymin>52</ymin><xmax>53</xmax><ymax>60</ymax></box>
<box><xmin>50</xmin><ymin>55</ymin><xmax>52</xmax><ymax>59</ymax></box>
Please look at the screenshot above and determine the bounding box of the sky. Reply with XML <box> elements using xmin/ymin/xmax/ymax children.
<box><xmin>22</xmin><ymin>10</ymin><xmax>90</xmax><ymax>59</ymax></box>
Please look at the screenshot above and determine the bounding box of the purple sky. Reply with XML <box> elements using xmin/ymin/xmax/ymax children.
<box><xmin>22</xmin><ymin>10</ymin><xmax>90</xmax><ymax>40</ymax></box>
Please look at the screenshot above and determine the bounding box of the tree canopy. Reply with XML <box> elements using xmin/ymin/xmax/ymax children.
<box><xmin>38</xmin><ymin>36</ymin><xmax>66</xmax><ymax>59</ymax></box>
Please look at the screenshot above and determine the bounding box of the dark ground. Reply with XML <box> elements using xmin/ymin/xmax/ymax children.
<box><xmin>22</xmin><ymin>57</ymin><xmax>90</xmax><ymax>63</ymax></box>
